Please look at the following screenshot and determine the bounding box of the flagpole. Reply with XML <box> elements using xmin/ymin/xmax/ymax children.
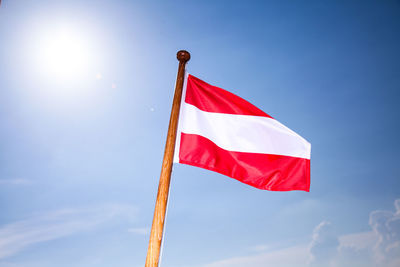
<box><xmin>145</xmin><ymin>50</ymin><xmax>190</xmax><ymax>267</ymax></box>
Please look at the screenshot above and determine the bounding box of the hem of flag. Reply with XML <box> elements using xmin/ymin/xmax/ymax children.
<box><xmin>178</xmin><ymin>159</ymin><xmax>310</xmax><ymax>192</ymax></box>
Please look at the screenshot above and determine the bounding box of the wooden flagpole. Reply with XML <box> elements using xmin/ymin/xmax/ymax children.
<box><xmin>145</xmin><ymin>50</ymin><xmax>190</xmax><ymax>267</ymax></box>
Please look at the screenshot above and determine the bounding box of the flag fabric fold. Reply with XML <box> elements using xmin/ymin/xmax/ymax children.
<box><xmin>174</xmin><ymin>74</ymin><xmax>311</xmax><ymax>191</ymax></box>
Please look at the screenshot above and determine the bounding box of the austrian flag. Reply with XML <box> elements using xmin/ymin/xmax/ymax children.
<box><xmin>173</xmin><ymin>74</ymin><xmax>311</xmax><ymax>191</ymax></box>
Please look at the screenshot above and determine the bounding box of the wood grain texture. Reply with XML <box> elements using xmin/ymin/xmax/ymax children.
<box><xmin>145</xmin><ymin>50</ymin><xmax>190</xmax><ymax>267</ymax></box>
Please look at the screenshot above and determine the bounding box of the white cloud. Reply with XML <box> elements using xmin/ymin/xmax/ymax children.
<box><xmin>309</xmin><ymin>221</ymin><xmax>339</xmax><ymax>267</ymax></box>
<box><xmin>338</xmin><ymin>231</ymin><xmax>377</xmax><ymax>250</ymax></box>
<box><xmin>310</xmin><ymin>198</ymin><xmax>400</xmax><ymax>267</ymax></box>
<box><xmin>199</xmin><ymin>199</ymin><xmax>400</xmax><ymax>267</ymax></box>
<box><xmin>0</xmin><ymin>204</ymin><xmax>137</xmax><ymax>259</ymax></box>
<box><xmin>203</xmin><ymin>245</ymin><xmax>309</xmax><ymax>267</ymax></box>
<box><xmin>248</xmin><ymin>244</ymin><xmax>272</xmax><ymax>252</ymax></box>
<box><xmin>394</xmin><ymin>199</ymin><xmax>400</xmax><ymax>213</ymax></box>
<box><xmin>368</xmin><ymin>199</ymin><xmax>400</xmax><ymax>266</ymax></box>
<box><xmin>198</xmin><ymin>231</ymin><xmax>374</xmax><ymax>267</ymax></box>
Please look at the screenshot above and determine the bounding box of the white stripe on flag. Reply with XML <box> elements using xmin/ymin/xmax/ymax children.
<box><xmin>178</xmin><ymin>103</ymin><xmax>311</xmax><ymax>159</ymax></box>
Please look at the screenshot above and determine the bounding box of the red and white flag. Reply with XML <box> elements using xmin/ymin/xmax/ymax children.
<box><xmin>174</xmin><ymin>74</ymin><xmax>311</xmax><ymax>191</ymax></box>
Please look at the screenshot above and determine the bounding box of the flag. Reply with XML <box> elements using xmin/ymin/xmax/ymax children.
<box><xmin>174</xmin><ymin>74</ymin><xmax>311</xmax><ymax>191</ymax></box>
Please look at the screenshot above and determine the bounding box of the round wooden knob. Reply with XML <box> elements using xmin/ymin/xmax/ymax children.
<box><xmin>177</xmin><ymin>50</ymin><xmax>190</xmax><ymax>63</ymax></box>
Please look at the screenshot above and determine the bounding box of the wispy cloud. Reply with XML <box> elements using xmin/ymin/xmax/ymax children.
<box><xmin>369</xmin><ymin>199</ymin><xmax>400</xmax><ymax>266</ymax></box>
<box><xmin>248</xmin><ymin>244</ymin><xmax>272</xmax><ymax>252</ymax></box>
<box><xmin>203</xmin><ymin>245</ymin><xmax>309</xmax><ymax>267</ymax></box>
<box><xmin>309</xmin><ymin>221</ymin><xmax>339</xmax><ymax>266</ymax></box>
<box><xmin>0</xmin><ymin>204</ymin><xmax>137</xmax><ymax>259</ymax></box>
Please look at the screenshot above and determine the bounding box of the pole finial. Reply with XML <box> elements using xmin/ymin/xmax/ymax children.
<box><xmin>177</xmin><ymin>50</ymin><xmax>190</xmax><ymax>63</ymax></box>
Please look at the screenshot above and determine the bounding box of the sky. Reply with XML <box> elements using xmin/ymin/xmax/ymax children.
<box><xmin>0</xmin><ymin>0</ymin><xmax>400</xmax><ymax>266</ymax></box>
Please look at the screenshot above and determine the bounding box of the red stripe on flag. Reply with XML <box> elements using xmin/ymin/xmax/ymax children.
<box><xmin>185</xmin><ymin>75</ymin><xmax>273</xmax><ymax>118</ymax></box>
<box><xmin>178</xmin><ymin>133</ymin><xmax>310</xmax><ymax>191</ymax></box>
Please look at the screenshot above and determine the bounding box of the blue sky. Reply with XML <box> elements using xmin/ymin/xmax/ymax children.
<box><xmin>1</xmin><ymin>0</ymin><xmax>400</xmax><ymax>266</ymax></box>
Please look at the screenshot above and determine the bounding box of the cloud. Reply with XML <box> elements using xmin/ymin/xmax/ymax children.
<box><xmin>201</xmin><ymin>230</ymin><xmax>375</xmax><ymax>267</ymax></box>
<box><xmin>369</xmin><ymin>199</ymin><xmax>400</xmax><ymax>266</ymax></box>
<box><xmin>0</xmin><ymin>204</ymin><xmax>137</xmax><ymax>259</ymax></box>
<box><xmin>310</xmin><ymin>198</ymin><xmax>400</xmax><ymax>267</ymax></box>
<box><xmin>338</xmin><ymin>231</ymin><xmax>377</xmax><ymax>250</ymax></box>
<box><xmin>248</xmin><ymin>244</ymin><xmax>272</xmax><ymax>252</ymax></box>
<box><xmin>199</xmin><ymin>199</ymin><xmax>400</xmax><ymax>267</ymax></box>
<box><xmin>202</xmin><ymin>245</ymin><xmax>309</xmax><ymax>267</ymax></box>
<box><xmin>309</xmin><ymin>221</ymin><xmax>339</xmax><ymax>267</ymax></box>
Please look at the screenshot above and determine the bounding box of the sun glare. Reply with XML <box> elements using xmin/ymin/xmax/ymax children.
<box><xmin>21</xmin><ymin>17</ymin><xmax>109</xmax><ymax>112</ymax></box>
<box><xmin>43</xmin><ymin>30</ymin><xmax>89</xmax><ymax>76</ymax></box>
<box><xmin>32</xmin><ymin>24</ymin><xmax>94</xmax><ymax>82</ymax></box>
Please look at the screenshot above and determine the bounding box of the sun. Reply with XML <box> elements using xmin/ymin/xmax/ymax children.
<box><xmin>25</xmin><ymin>20</ymin><xmax>104</xmax><ymax>103</ymax></box>
<box><xmin>32</xmin><ymin>24</ymin><xmax>94</xmax><ymax>82</ymax></box>
<box><xmin>43</xmin><ymin>30</ymin><xmax>90</xmax><ymax>76</ymax></box>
